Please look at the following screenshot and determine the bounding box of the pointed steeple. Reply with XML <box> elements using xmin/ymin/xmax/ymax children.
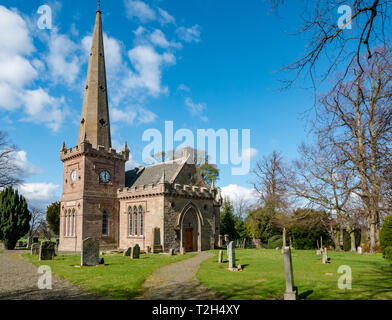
<box><xmin>78</xmin><ymin>7</ymin><xmax>111</xmax><ymax>149</ymax></box>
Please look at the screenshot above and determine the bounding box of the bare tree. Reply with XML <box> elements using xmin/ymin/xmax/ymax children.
<box><xmin>270</xmin><ymin>0</ymin><xmax>391</xmax><ymax>89</ymax></box>
<box><xmin>0</xmin><ymin>131</ymin><xmax>22</xmax><ymax>189</ymax></box>
<box><xmin>315</xmin><ymin>48</ymin><xmax>392</xmax><ymax>252</ymax></box>
<box><xmin>28</xmin><ymin>208</ymin><xmax>46</xmax><ymax>238</ymax></box>
<box><xmin>252</xmin><ymin>150</ymin><xmax>290</xmax><ymax>211</ymax></box>
<box><xmin>288</xmin><ymin>140</ymin><xmax>360</xmax><ymax>251</ymax></box>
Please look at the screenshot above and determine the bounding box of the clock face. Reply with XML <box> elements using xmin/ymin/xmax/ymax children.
<box><xmin>71</xmin><ymin>170</ymin><xmax>77</xmax><ymax>182</ymax></box>
<box><xmin>99</xmin><ymin>170</ymin><xmax>111</xmax><ymax>183</ymax></box>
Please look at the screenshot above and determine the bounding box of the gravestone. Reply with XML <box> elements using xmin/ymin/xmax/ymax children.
<box><xmin>316</xmin><ymin>249</ymin><xmax>322</xmax><ymax>255</ymax></box>
<box><xmin>81</xmin><ymin>238</ymin><xmax>99</xmax><ymax>266</ymax></box>
<box><xmin>218</xmin><ymin>250</ymin><xmax>223</xmax><ymax>263</ymax></box>
<box><xmin>322</xmin><ymin>248</ymin><xmax>329</xmax><ymax>264</ymax></box>
<box><xmin>224</xmin><ymin>234</ymin><xmax>229</xmax><ymax>246</ymax></box>
<box><xmin>180</xmin><ymin>247</ymin><xmax>186</xmax><ymax>255</ymax></box>
<box><xmin>123</xmin><ymin>247</ymin><xmax>131</xmax><ymax>257</ymax></box>
<box><xmin>39</xmin><ymin>241</ymin><xmax>55</xmax><ymax>261</ymax></box>
<box><xmin>168</xmin><ymin>249</ymin><xmax>174</xmax><ymax>256</ymax></box>
<box><xmin>131</xmin><ymin>244</ymin><xmax>140</xmax><ymax>259</ymax></box>
<box><xmin>227</xmin><ymin>241</ymin><xmax>236</xmax><ymax>270</ymax></box>
<box><xmin>281</xmin><ymin>227</ymin><xmax>286</xmax><ymax>253</ymax></box>
<box><xmin>27</xmin><ymin>237</ymin><xmax>33</xmax><ymax>249</ymax></box>
<box><xmin>99</xmin><ymin>258</ymin><xmax>105</xmax><ymax>265</ymax></box>
<box><xmin>283</xmin><ymin>247</ymin><xmax>297</xmax><ymax>300</ymax></box>
<box><xmin>357</xmin><ymin>246</ymin><xmax>362</xmax><ymax>254</ymax></box>
<box><xmin>218</xmin><ymin>235</ymin><xmax>223</xmax><ymax>247</ymax></box>
<box><xmin>31</xmin><ymin>243</ymin><xmax>40</xmax><ymax>255</ymax></box>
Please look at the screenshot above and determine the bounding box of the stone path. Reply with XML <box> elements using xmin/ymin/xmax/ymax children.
<box><xmin>137</xmin><ymin>251</ymin><xmax>220</xmax><ymax>300</ymax></box>
<box><xmin>0</xmin><ymin>250</ymin><xmax>99</xmax><ymax>300</ymax></box>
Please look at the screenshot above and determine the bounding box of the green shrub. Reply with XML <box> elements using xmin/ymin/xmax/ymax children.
<box><xmin>267</xmin><ymin>235</ymin><xmax>282</xmax><ymax>249</ymax></box>
<box><xmin>380</xmin><ymin>216</ymin><xmax>392</xmax><ymax>258</ymax></box>
<box><xmin>384</xmin><ymin>247</ymin><xmax>392</xmax><ymax>261</ymax></box>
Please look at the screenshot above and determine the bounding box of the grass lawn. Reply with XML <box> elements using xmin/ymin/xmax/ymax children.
<box><xmin>24</xmin><ymin>252</ymin><xmax>195</xmax><ymax>299</ymax></box>
<box><xmin>197</xmin><ymin>249</ymin><xmax>392</xmax><ymax>300</ymax></box>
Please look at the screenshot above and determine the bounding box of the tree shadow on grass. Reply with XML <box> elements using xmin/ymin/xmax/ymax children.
<box><xmin>298</xmin><ymin>290</ymin><xmax>314</xmax><ymax>300</ymax></box>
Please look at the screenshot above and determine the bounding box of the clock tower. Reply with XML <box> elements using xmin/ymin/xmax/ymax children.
<box><xmin>58</xmin><ymin>7</ymin><xmax>129</xmax><ymax>252</ymax></box>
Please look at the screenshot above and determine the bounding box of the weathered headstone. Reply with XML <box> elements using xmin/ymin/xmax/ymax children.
<box><xmin>39</xmin><ymin>241</ymin><xmax>55</xmax><ymax>261</ymax></box>
<box><xmin>131</xmin><ymin>244</ymin><xmax>140</xmax><ymax>259</ymax></box>
<box><xmin>81</xmin><ymin>237</ymin><xmax>99</xmax><ymax>266</ymax></box>
<box><xmin>99</xmin><ymin>258</ymin><xmax>105</xmax><ymax>265</ymax></box>
<box><xmin>218</xmin><ymin>250</ymin><xmax>223</xmax><ymax>263</ymax></box>
<box><xmin>283</xmin><ymin>247</ymin><xmax>297</xmax><ymax>300</ymax></box>
<box><xmin>27</xmin><ymin>237</ymin><xmax>33</xmax><ymax>249</ymax></box>
<box><xmin>281</xmin><ymin>227</ymin><xmax>286</xmax><ymax>253</ymax></box>
<box><xmin>224</xmin><ymin>234</ymin><xmax>229</xmax><ymax>246</ymax></box>
<box><xmin>180</xmin><ymin>247</ymin><xmax>186</xmax><ymax>255</ymax></box>
<box><xmin>322</xmin><ymin>248</ymin><xmax>329</xmax><ymax>264</ymax></box>
<box><xmin>357</xmin><ymin>246</ymin><xmax>362</xmax><ymax>254</ymax></box>
<box><xmin>168</xmin><ymin>248</ymin><xmax>174</xmax><ymax>256</ymax></box>
<box><xmin>31</xmin><ymin>243</ymin><xmax>40</xmax><ymax>255</ymax></box>
<box><xmin>123</xmin><ymin>247</ymin><xmax>131</xmax><ymax>257</ymax></box>
<box><xmin>316</xmin><ymin>249</ymin><xmax>322</xmax><ymax>255</ymax></box>
<box><xmin>227</xmin><ymin>241</ymin><xmax>236</xmax><ymax>270</ymax></box>
<box><xmin>218</xmin><ymin>235</ymin><xmax>223</xmax><ymax>247</ymax></box>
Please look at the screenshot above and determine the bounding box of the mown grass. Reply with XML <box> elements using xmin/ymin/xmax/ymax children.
<box><xmin>197</xmin><ymin>249</ymin><xmax>392</xmax><ymax>300</ymax></box>
<box><xmin>24</xmin><ymin>252</ymin><xmax>195</xmax><ymax>299</ymax></box>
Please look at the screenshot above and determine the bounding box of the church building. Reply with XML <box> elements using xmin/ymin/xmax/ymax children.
<box><xmin>58</xmin><ymin>7</ymin><xmax>222</xmax><ymax>253</ymax></box>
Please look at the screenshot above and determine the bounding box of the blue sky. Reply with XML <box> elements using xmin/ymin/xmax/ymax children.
<box><xmin>0</xmin><ymin>0</ymin><xmax>324</xmax><ymax>208</ymax></box>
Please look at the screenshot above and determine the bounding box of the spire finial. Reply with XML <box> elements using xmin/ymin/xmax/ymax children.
<box><xmin>97</xmin><ymin>0</ymin><xmax>101</xmax><ymax>12</ymax></box>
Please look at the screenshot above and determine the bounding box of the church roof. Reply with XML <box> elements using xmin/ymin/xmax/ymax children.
<box><xmin>125</xmin><ymin>159</ymin><xmax>185</xmax><ymax>187</ymax></box>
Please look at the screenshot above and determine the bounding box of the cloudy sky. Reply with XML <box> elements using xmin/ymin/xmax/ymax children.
<box><xmin>0</xmin><ymin>0</ymin><xmax>315</xmax><ymax>208</ymax></box>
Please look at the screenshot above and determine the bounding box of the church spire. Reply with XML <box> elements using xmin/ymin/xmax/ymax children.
<box><xmin>78</xmin><ymin>7</ymin><xmax>111</xmax><ymax>149</ymax></box>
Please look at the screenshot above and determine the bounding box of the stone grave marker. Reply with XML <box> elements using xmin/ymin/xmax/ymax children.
<box><xmin>131</xmin><ymin>244</ymin><xmax>140</xmax><ymax>259</ymax></box>
<box><xmin>31</xmin><ymin>243</ymin><xmax>40</xmax><ymax>255</ymax></box>
<box><xmin>168</xmin><ymin>249</ymin><xmax>174</xmax><ymax>256</ymax></box>
<box><xmin>123</xmin><ymin>247</ymin><xmax>131</xmax><ymax>257</ymax></box>
<box><xmin>81</xmin><ymin>238</ymin><xmax>99</xmax><ymax>266</ymax></box>
<box><xmin>39</xmin><ymin>241</ymin><xmax>55</xmax><ymax>261</ymax></box>
<box><xmin>357</xmin><ymin>246</ymin><xmax>362</xmax><ymax>254</ymax></box>
<box><xmin>227</xmin><ymin>241</ymin><xmax>236</xmax><ymax>270</ymax></box>
<box><xmin>322</xmin><ymin>248</ymin><xmax>329</xmax><ymax>264</ymax></box>
<box><xmin>283</xmin><ymin>247</ymin><xmax>297</xmax><ymax>300</ymax></box>
<box><xmin>180</xmin><ymin>247</ymin><xmax>186</xmax><ymax>255</ymax></box>
<box><xmin>218</xmin><ymin>250</ymin><xmax>223</xmax><ymax>263</ymax></box>
<box><xmin>224</xmin><ymin>234</ymin><xmax>229</xmax><ymax>246</ymax></box>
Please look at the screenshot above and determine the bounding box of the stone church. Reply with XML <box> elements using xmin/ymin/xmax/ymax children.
<box><xmin>58</xmin><ymin>8</ymin><xmax>222</xmax><ymax>253</ymax></box>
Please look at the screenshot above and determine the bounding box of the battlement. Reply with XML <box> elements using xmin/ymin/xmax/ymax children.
<box><xmin>118</xmin><ymin>182</ymin><xmax>215</xmax><ymax>199</ymax></box>
<box><xmin>60</xmin><ymin>140</ymin><xmax>129</xmax><ymax>162</ymax></box>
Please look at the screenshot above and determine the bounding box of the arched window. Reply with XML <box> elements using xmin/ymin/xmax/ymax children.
<box><xmin>102</xmin><ymin>211</ymin><xmax>108</xmax><ymax>236</ymax></box>
<box><xmin>133</xmin><ymin>206</ymin><xmax>138</xmax><ymax>236</ymax></box>
<box><xmin>129</xmin><ymin>207</ymin><xmax>133</xmax><ymax>236</ymax></box>
<box><xmin>139</xmin><ymin>206</ymin><xmax>143</xmax><ymax>236</ymax></box>
<box><xmin>72</xmin><ymin>209</ymin><xmax>76</xmax><ymax>236</ymax></box>
<box><xmin>65</xmin><ymin>210</ymin><xmax>68</xmax><ymax>236</ymax></box>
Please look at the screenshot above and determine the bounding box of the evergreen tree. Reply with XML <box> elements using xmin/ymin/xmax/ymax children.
<box><xmin>0</xmin><ymin>187</ymin><xmax>31</xmax><ymax>249</ymax></box>
<box><xmin>220</xmin><ymin>199</ymin><xmax>238</xmax><ymax>240</ymax></box>
<box><xmin>46</xmin><ymin>201</ymin><xmax>60</xmax><ymax>235</ymax></box>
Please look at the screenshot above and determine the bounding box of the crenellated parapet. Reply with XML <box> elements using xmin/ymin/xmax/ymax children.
<box><xmin>117</xmin><ymin>182</ymin><xmax>217</xmax><ymax>200</ymax></box>
<box><xmin>60</xmin><ymin>140</ymin><xmax>129</xmax><ymax>162</ymax></box>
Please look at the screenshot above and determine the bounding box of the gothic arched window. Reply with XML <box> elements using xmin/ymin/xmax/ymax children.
<box><xmin>65</xmin><ymin>210</ymin><xmax>68</xmax><ymax>237</ymax></box>
<box><xmin>102</xmin><ymin>211</ymin><xmax>108</xmax><ymax>236</ymax></box>
<box><xmin>139</xmin><ymin>206</ymin><xmax>143</xmax><ymax>236</ymax></box>
<box><xmin>129</xmin><ymin>207</ymin><xmax>133</xmax><ymax>236</ymax></box>
<box><xmin>133</xmin><ymin>206</ymin><xmax>138</xmax><ymax>236</ymax></box>
<box><xmin>72</xmin><ymin>209</ymin><xmax>76</xmax><ymax>236</ymax></box>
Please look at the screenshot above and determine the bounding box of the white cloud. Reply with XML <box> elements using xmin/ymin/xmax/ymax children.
<box><xmin>19</xmin><ymin>182</ymin><xmax>60</xmax><ymax>209</ymax></box>
<box><xmin>150</xmin><ymin>29</ymin><xmax>170</xmax><ymax>48</ymax></box>
<box><xmin>177</xmin><ymin>83</ymin><xmax>190</xmax><ymax>92</ymax></box>
<box><xmin>124</xmin><ymin>0</ymin><xmax>156</xmax><ymax>23</ymax></box>
<box><xmin>46</xmin><ymin>31</ymin><xmax>81</xmax><ymax>86</ymax></box>
<box><xmin>221</xmin><ymin>184</ymin><xmax>258</xmax><ymax>203</ymax></box>
<box><xmin>176</xmin><ymin>25</ymin><xmax>201</xmax><ymax>43</ymax></box>
<box><xmin>158</xmin><ymin>8</ymin><xmax>175</xmax><ymax>25</ymax></box>
<box><xmin>111</xmin><ymin>105</ymin><xmax>157</xmax><ymax>125</ymax></box>
<box><xmin>13</xmin><ymin>151</ymin><xmax>41</xmax><ymax>176</ymax></box>
<box><xmin>185</xmin><ymin>97</ymin><xmax>208</xmax><ymax>122</ymax></box>
<box><xmin>126</xmin><ymin>45</ymin><xmax>176</xmax><ymax>96</ymax></box>
<box><xmin>241</xmin><ymin>148</ymin><xmax>258</xmax><ymax>161</ymax></box>
<box><xmin>0</xmin><ymin>6</ymin><xmax>66</xmax><ymax>132</ymax></box>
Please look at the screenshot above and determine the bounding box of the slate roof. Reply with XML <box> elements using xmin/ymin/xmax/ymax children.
<box><xmin>125</xmin><ymin>159</ymin><xmax>184</xmax><ymax>187</ymax></box>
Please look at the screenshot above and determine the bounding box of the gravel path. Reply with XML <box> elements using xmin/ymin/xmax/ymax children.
<box><xmin>0</xmin><ymin>250</ymin><xmax>99</xmax><ymax>300</ymax></box>
<box><xmin>137</xmin><ymin>251</ymin><xmax>220</xmax><ymax>300</ymax></box>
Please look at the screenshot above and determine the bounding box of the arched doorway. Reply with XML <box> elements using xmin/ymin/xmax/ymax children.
<box><xmin>180</xmin><ymin>207</ymin><xmax>201</xmax><ymax>252</ymax></box>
